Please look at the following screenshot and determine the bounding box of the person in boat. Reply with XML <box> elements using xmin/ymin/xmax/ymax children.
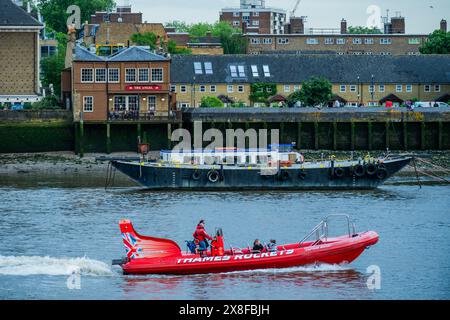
<box><xmin>267</xmin><ymin>239</ymin><xmax>277</xmax><ymax>252</ymax></box>
<box><xmin>252</xmin><ymin>239</ymin><xmax>264</xmax><ymax>253</ymax></box>
<box><xmin>193</xmin><ymin>219</ymin><xmax>213</xmax><ymax>255</ymax></box>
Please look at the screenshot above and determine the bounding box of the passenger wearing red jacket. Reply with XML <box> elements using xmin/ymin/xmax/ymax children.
<box><xmin>193</xmin><ymin>220</ymin><xmax>213</xmax><ymax>254</ymax></box>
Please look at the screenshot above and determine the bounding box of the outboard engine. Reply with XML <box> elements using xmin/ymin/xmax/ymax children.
<box><xmin>211</xmin><ymin>228</ymin><xmax>225</xmax><ymax>256</ymax></box>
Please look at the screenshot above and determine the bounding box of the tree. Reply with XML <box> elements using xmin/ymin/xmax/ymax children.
<box><xmin>249</xmin><ymin>83</ymin><xmax>277</xmax><ymax>106</ymax></box>
<box><xmin>297</xmin><ymin>77</ymin><xmax>332</xmax><ymax>107</ymax></box>
<box><xmin>419</xmin><ymin>30</ymin><xmax>450</xmax><ymax>54</ymax></box>
<box><xmin>347</xmin><ymin>26</ymin><xmax>382</xmax><ymax>34</ymax></box>
<box><xmin>287</xmin><ymin>90</ymin><xmax>302</xmax><ymax>107</ymax></box>
<box><xmin>200</xmin><ymin>96</ymin><xmax>224</xmax><ymax>108</ymax></box>
<box><xmin>130</xmin><ymin>32</ymin><xmax>158</xmax><ymax>49</ymax></box>
<box><xmin>167</xmin><ymin>40</ymin><xmax>192</xmax><ymax>55</ymax></box>
<box><xmin>221</xmin><ymin>34</ymin><xmax>248</xmax><ymax>54</ymax></box>
<box><xmin>40</xmin><ymin>31</ymin><xmax>67</xmax><ymax>97</ymax></box>
<box><xmin>38</xmin><ymin>0</ymin><xmax>115</xmax><ymax>33</ymax></box>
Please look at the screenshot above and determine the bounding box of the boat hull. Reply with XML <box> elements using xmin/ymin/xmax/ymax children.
<box><xmin>121</xmin><ymin>231</ymin><xmax>379</xmax><ymax>275</ymax></box>
<box><xmin>111</xmin><ymin>157</ymin><xmax>411</xmax><ymax>190</ymax></box>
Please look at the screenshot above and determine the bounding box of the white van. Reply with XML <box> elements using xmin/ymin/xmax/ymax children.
<box><xmin>413</xmin><ymin>101</ymin><xmax>449</xmax><ymax>108</ymax></box>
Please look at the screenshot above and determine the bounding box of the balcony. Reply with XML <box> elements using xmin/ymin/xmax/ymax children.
<box><xmin>107</xmin><ymin>110</ymin><xmax>182</xmax><ymax>123</ymax></box>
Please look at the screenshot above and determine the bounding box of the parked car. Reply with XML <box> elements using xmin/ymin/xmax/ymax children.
<box><xmin>414</xmin><ymin>101</ymin><xmax>448</xmax><ymax>108</ymax></box>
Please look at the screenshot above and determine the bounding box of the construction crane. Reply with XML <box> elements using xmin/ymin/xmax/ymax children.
<box><xmin>290</xmin><ymin>0</ymin><xmax>302</xmax><ymax>17</ymax></box>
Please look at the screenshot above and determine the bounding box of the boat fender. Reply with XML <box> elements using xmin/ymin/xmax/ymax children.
<box><xmin>353</xmin><ymin>164</ymin><xmax>365</xmax><ymax>177</ymax></box>
<box><xmin>298</xmin><ymin>170</ymin><xmax>307</xmax><ymax>180</ymax></box>
<box><xmin>192</xmin><ymin>170</ymin><xmax>202</xmax><ymax>181</ymax></box>
<box><xmin>207</xmin><ymin>170</ymin><xmax>220</xmax><ymax>183</ymax></box>
<box><xmin>366</xmin><ymin>163</ymin><xmax>377</xmax><ymax>176</ymax></box>
<box><xmin>376</xmin><ymin>165</ymin><xmax>388</xmax><ymax>180</ymax></box>
<box><xmin>334</xmin><ymin>167</ymin><xmax>345</xmax><ymax>178</ymax></box>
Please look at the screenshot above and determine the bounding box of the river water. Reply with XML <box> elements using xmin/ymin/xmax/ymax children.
<box><xmin>0</xmin><ymin>175</ymin><xmax>449</xmax><ymax>300</ymax></box>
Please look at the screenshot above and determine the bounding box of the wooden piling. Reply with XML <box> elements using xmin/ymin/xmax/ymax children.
<box><xmin>106</xmin><ymin>122</ymin><xmax>111</xmax><ymax>154</ymax></box>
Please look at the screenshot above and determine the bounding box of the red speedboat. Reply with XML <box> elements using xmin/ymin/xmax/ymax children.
<box><xmin>113</xmin><ymin>215</ymin><xmax>378</xmax><ymax>275</ymax></box>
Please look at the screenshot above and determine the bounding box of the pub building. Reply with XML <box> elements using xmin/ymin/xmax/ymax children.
<box><xmin>68</xmin><ymin>45</ymin><xmax>175</xmax><ymax>122</ymax></box>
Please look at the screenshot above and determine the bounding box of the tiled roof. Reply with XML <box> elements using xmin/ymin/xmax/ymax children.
<box><xmin>0</xmin><ymin>0</ymin><xmax>43</xmax><ymax>27</ymax></box>
<box><xmin>73</xmin><ymin>45</ymin><xmax>168</xmax><ymax>62</ymax></box>
<box><xmin>171</xmin><ymin>54</ymin><xmax>450</xmax><ymax>84</ymax></box>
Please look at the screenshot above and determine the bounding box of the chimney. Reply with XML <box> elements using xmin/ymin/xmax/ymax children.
<box><xmin>441</xmin><ymin>19</ymin><xmax>447</xmax><ymax>32</ymax></box>
<box><xmin>340</xmin><ymin>19</ymin><xmax>347</xmax><ymax>34</ymax></box>
<box><xmin>65</xmin><ymin>25</ymin><xmax>77</xmax><ymax>69</ymax></box>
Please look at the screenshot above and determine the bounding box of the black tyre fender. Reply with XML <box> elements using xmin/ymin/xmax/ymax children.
<box><xmin>334</xmin><ymin>167</ymin><xmax>345</xmax><ymax>178</ymax></box>
<box><xmin>353</xmin><ymin>164</ymin><xmax>366</xmax><ymax>177</ymax></box>
<box><xmin>376</xmin><ymin>165</ymin><xmax>388</xmax><ymax>180</ymax></box>
<box><xmin>207</xmin><ymin>170</ymin><xmax>220</xmax><ymax>183</ymax></box>
<box><xmin>279</xmin><ymin>170</ymin><xmax>291</xmax><ymax>181</ymax></box>
<box><xmin>366</xmin><ymin>163</ymin><xmax>377</xmax><ymax>176</ymax></box>
<box><xmin>192</xmin><ymin>170</ymin><xmax>202</xmax><ymax>181</ymax></box>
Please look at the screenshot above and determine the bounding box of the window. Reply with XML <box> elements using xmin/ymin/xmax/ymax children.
<box><xmin>83</xmin><ymin>96</ymin><xmax>93</xmax><ymax>112</ymax></box>
<box><xmin>379</xmin><ymin>85</ymin><xmax>385</xmax><ymax>93</ymax></box>
<box><xmin>294</xmin><ymin>85</ymin><xmax>300</xmax><ymax>92</ymax></box>
<box><xmin>325</xmin><ymin>38</ymin><xmax>334</xmax><ymax>45</ymax></box>
<box><xmin>151</xmin><ymin>68</ymin><xmax>163</xmax><ymax>82</ymax></box>
<box><xmin>406</xmin><ymin>85</ymin><xmax>412</xmax><ymax>93</ymax></box>
<box><xmin>278</xmin><ymin>38</ymin><xmax>289</xmax><ymax>45</ymax></box>
<box><xmin>380</xmin><ymin>38</ymin><xmax>392</xmax><ymax>45</ymax></box>
<box><xmin>194</xmin><ymin>62</ymin><xmax>203</xmax><ymax>75</ymax></box>
<box><xmin>340</xmin><ymin>85</ymin><xmax>346</xmax><ymax>93</ymax></box>
<box><xmin>307</xmin><ymin>38</ymin><xmax>319</xmax><ymax>45</ymax></box>
<box><xmin>369</xmin><ymin>85</ymin><xmax>375</xmax><ymax>93</ymax></box>
<box><xmin>336</xmin><ymin>38</ymin><xmax>345</xmax><ymax>45</ymax></box>
<box><xmin>250</xmin><ymin>38</ymin><xmax>261</xmax><ymax>44</ymax></box>
<box><xmin>352</xmin><ymin>38</ymin><xmax>362</xmax><ymax>44</ymax></box>
<box><xmin>380</xmin><ymin>52</ymin><xmax>391</xmax><ymax>55</ymax></box>
<box><xmin>252</xmin><ymin>20</ymin><xmax>259</xmax><ymax>26</ymax></box>
<box><xmin>251</xmin><ymin>65</ymin><xmax>259</xmax><ymax>77</ymax></box>
<box><xmin>95</xmin><ymin>68</ymin><xmax>106</xmax><ymax>83</ymax></box>
<box><xmin>230</xmin><ymin>65</ymin><xmax>238</xmax><ymax>77</ymax></box>
<box><xmin>128</xmin><ymin>96</ymin><xmax>140</xmax><ymax>111</ymax></box>
<box><xmin>263</xmin><ymin>65</ymin><xmax>270</xmax><ymax>77</ymax></box>
<box><xmin>170</xmin><ymin>85</ymin><xmax>176</xmax><ymax>93</ymax></box>
<box><xmin>108</xmin><ymin>68</ymin><xmax>119</xmax><ymax>82</ymax></box>
<box><xmin>238</xmin><ymin>85</ymin><xmax>244</xmax><ymax>93</ymax></box>
<box><xmin>253</xmin><ymin>12</ymin><xmax>259</xmax><ymax>17</ymax></box>
<box><xmin>284</xmin><ymin>85</ymin><xmax>290</xmax><ymax>93</ymax></box>
<box><xmin>148</xmin><ymin>96</ymin><xmax>156</xmax><ymax>111</ymax></box>
<box><xmin>199</xmin><ymin>85</ymin><xmax>206</xmax><ymax>92</ymax></box>
<box><xmin>204</xmin><ymin>62</ymin><xmax>213</xmax><ymax>74</ymax></box>
<box><xmin>263</xmin><ymin>38</ymin><xmax>272</xmax><ymax>44</ymax></box>
<box><xmin>233</xmin><ymin>12</ymin><xmax>240</xmax><ymax>17</ymax></box>
<box><xmin>180</xmin><ymin>102</ymin><xmax>190</xmax><ymax>108</ymax></box>
<box><xmin>396</xmin><ymin>85</ymin><xmax>403</xmax><ymax>93</ymax></box>
<box><xmin>408</xmin><ymin>38</ymin><xmax>421</xmax><ymax>45</ymax></box>
<box><xmin>365</xmin><ymin>51</ymin><xmax>373</xmax><ymax>55</ymax></box>
<box><xmin>125</xmin><ymin>68</ymin><xmax>136</xmax><ymax>82</ymax></box>
<box><xmin>237</xmin><ymin>65</ymin><xmax>245</xmax><ymax>77</ymax></box>
<box><xmin>424</xmin><ymin>85</ymin><xmax>431</xmax><ymax>92</ymax></box>
<box><xmin>227</xmin><ymin>85</ymin><xmax>234</xmax><ymax>93</ymax></box>
<box><xmin>364</xmin><ymin>38</ymin><xmax>374</xmax><ymax>44</ymax></box>
<box><xmin>434</xmin><ymin>85</ymin><xmax>441</xmax><ymax>92</ymax></box>
<box><xmin>180</xmin><ymin>85</ymin><xmax>187</xmax><ymax>93</ymax></box>
<box><xmin>114</xmin><ymin>96</ymin><xmax>126</xmax><ymax>111</ymax></box>
<box><xmin>81</xmin><ymin>68</ymin><xmax>93</xmax><ymax>83</ymax></box>
<box><xmin>138</xmin><ymin>68</ymin><xmax>149</xmax><ymax>82</ymax></box>
<box><xmin>210</xmin><ymin>85</ymin><xmax>216</xmax><ymax>93</ymax></box>
<box><xmin>350</xmin><ymin>85</ymin><xmax>357</xmax><ymax>92</ymax></box>
<box><xmin>233</xmin><ymin>21</ymin><xmax>240</xmax><ymax>27</ymax></box>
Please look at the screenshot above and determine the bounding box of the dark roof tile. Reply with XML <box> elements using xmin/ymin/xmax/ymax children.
<box><xmin>0</xmin><ymin>0</ymin><xmax>42</xmax><ymax>27</ymax></box>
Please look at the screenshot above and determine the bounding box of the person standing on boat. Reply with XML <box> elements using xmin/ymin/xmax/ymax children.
<box><xmin>193</xmin><ymin>220</ymin><xmax>213</xmax><ymax>254</ymax></box>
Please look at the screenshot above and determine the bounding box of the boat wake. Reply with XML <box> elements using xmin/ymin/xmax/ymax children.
<box><xmin>223</xmin><ymin>263</ymin><xmax>352</xmax><ymax>276</ymax></box>
<box><xmin>0</xmin><ymin>255</ymin><xmax>113</xmax><ymax>276</ymax></box>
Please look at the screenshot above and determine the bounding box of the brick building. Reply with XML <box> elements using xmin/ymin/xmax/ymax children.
<box><xmin>165</xmin><ymin>30</ymin><xmax>224</xmax><ymax>55</ymax></box>
<box><xmin>246</xmin><ymin>18</ymin><xmax>447</xmax><ymax>56</ymax></box>
<box><xmin>0</xmin><ymin>0</ymin><xmax>43</xmax><ymax>105</ymax></box>
<box><xmin>68</xmin><ymin>45</ymin><xmax>175</xmax><ymax>122</ymax></box>
<box><xmin>90</xmin><ymin>5</ymin><xmax>142</xmax><ymax>25</ymax></box>
<box><xmin>170</xmin><ymin>54</ymin><xmax>450</xmax><ymax>108</ymax></box>
<box><xmin>220</xmin><ymin>0</ymin><xmax>286</xmax><ymax>35</ymax></box>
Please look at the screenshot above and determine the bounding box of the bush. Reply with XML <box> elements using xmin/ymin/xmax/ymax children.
<box><xmin>200</xmin><ymin>96</ymin><xmax>224</xmax><ymax>108</ymax></box>
<box><xmin>31</xmin><ymin>95</ymin><xmax>63</xmax><ymax>110</ymax></box>
<box><xmin>231</xmin><ymin>101</ymin><xmax>246</xmax><ymax>108</ymax></box>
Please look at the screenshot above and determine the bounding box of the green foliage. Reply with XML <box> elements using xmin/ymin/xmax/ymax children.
<box><xmin>130</xmin><ymin>32</ymin><xmax>158</xmax><ymax>49</ymax></box>
<box><xmin>347</xmin><ymin>26</ymin><xmax>382</xmax><ymax>34</ymax></box>
<box><xmin>231</xmin><ymin>101</ymin><xmax>246</xmax><ymax>108</ymax></box>
<box><xmin>41</xmin><ymin>48</ymin><xmax>66</xmax><ymax>97</ymax></box>
<box><xmin>200</xmin><ymin>96</ymin><xmax>224</xmax><ymax>108</ymax></box>
<box><xmin>419</xmin><ymin>30</ymin><xmax>450</xmax><ymax>54</ymax></box>
<box><xmin>297</xmin><ymin>77</ymin><xmax>333</xmax><ymax>107</ymax></box>
<box><xmin>38</xmin><ymin>0</ymin><xmax>115</xmax><ymax>33</ymax></box>
<box><xmin>167</xmin><ymin>40</ymin><xmax>192</xmax><ymax>55</ymax></box>
<box><xmin>164</xmin><ymin>21</ymin><xmax>247</xmax><ymax>54</ymax></box>
<box><xmin>249</xmin><ymin>83</ymin><xmax>277</xmax><ymax>106</ymax></box>
<box><xmin>287</xmin><ymin>90</ymin><xmax>303</xmax><ymax>107</ymax></box>
<box><xmin>31</xmin><ymin>96</ymin><xmax>63</xmax><ymax>110</ymax></box>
